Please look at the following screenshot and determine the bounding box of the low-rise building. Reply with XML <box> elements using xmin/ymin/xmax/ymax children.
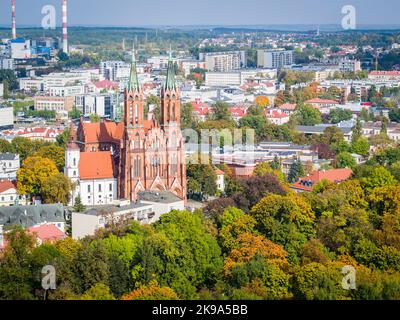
<box><xmin>71</xmin><ymin>201</ymin><xmax>155</xmax><ymax>240</ymax></box>
<box><xmin>0</xmin><ymin>180</ymin><xmax>19</xmax><ymax>206</ymax></box>
<box><xmin>290</xmin><ymin>168</ymin><xmax>353</xmax><ymax>192</ymax></box>
<box><xmin>215</xmin><ymin>169</ymin><xmax>225</xmax><ymax>193</ymax></box>
<box><xmin>0</xmin><ymin>106</ymin><xmax>14</xmax><ymax>130</ymax></box>
<box><xmin>138</xmin><ymin>191</ymin><xmax>185</xmax><ymax>222</ymax></box>
<box><xmin>34</xmin><ymin>96</ymin><xmax>75</xmax><ymax>112</ymax></box>
<box><xmin>0</xmin><ymin>153</ymin><xmax>20</xmax><ymax>180</ymax></box>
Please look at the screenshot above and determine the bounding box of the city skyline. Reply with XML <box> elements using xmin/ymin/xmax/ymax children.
<box><xmin>0</xmin><ymin>0</ymin><xmax>399</xmax><ymax>28</ymax></box>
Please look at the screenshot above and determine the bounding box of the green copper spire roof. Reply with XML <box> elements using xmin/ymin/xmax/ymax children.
<box><xmin>128</xmin><ymin>44</ymin><xmax>139</xmax><ymax>91</ymax></box>
<box><xmin>164</xmin><ymin>45</ymin><xmax>176</xmax><ymax>91</ymax></box>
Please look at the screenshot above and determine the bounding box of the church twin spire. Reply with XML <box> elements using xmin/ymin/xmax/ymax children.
<box><xmin>128</xmin><ymin>44</ymin><xmax>176</xmax><ymax>93</ymax></box>
<box><xmin>128</xmin><ymin>44</ymin><xmax>140</xmax><ymax>92</ymax></box>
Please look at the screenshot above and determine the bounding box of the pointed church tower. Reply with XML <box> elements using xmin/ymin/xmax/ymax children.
<box><xmin>121</xmin><ymin>45</ymin><xmax>146</xmax><ymax>202</ymax></box>
<box><xmin>124</xmin><ymin>45</ymin><xmax>145</xmax><ymax>128</ymax></box>
<box><xmin>160</xmin><ymin>46</ymin><xmax>180</xmax><ymax>126</ymax></box>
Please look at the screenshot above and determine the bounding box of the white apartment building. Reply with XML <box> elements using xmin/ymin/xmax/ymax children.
<box><xmin>205</xmin><ymin>69</ymin><xmax>277</xmax><ymax>86</ymax></box>
<box><xmin>0</xmin><ymin>153</ymin><xmax>20</xmax><ymax>180</ymax></box>
<box><xmin>100</xmin><ymin>61</ymin><xmax>131</xmax><ymax>81</ymax></box>
<box><xmin>19</xmin><ymin>78</ymin><xmax>44</xmax><ymax>92</ymax></box>
<box><xmin>0</xmin><ymin>107</ymin><xmax>14</xmax><ymax>129</ymax></box>
<box><xmin>257</xmin><ymin>49</ymin><xmax>294</xmax><ymax>69</ymax></box>
<box><xmin>42</xmin><ymin>72</ymin><xmax>92</xmax><ymax>91</ymax></box>
<box><xmin>204</xmin><ymin>51</ymin><xmax>246</xmax><ymax>72</ymax></box>
<box><xmin>48</xmin><ymin>85</ymin><xmax>86</xmax><ymax>97</ymax></box>
<box><xmin>0</xmin><ymin>58</ymin><xmax>14</xmax><ymax>70</ymax></box>
<box><xmin>339</xmin><ymin>59</ymin><xmax>361</xmax><ymax>73</ymax></box>
<box><xmin>147</xmin><ymin>56</ymin><xmax>169</xmax><ymax>69</ymax></box>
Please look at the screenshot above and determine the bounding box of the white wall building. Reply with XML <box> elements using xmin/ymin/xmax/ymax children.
<box><xmin>0</xmin><ymin>58</ymin><xmax>14</xmax><ymax>70</ymax></box>
<box><xmin>0</xmin><ymin>107</ymin><xmax>14</xmax><ymax>129</ymax></box>
<box><xmin>257</xmin><ymin>49</ymin><xmax>294</xmax><ymax>69</ymax></box>
<box><xmin>0</xmin><ymin>153</ymin><xmax>20</xmax><ymax>180</ymax></box>
<box><xmin>10</xmin><ymin>38</ymin><xmax>31</xmax><ymax>59</ymax></box>
<box><xmin>75</xmin><ymin>93</ymin><xmax>114</xmax><ymax>117</ymax></box>
<box><xmin>65</xmin><ymin>145</ymin><xmax>118</xmax><ymax>207</ymax></box>
<box><xmin>204</xmin><ymin>51</ymin><xmax>246</xmax><ymax>72</ymax></box>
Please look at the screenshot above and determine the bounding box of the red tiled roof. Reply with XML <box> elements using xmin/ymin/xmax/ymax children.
<box><xmin>28</xmin><ymin>224</ymin><xmax>66</xmax><ymax>243</ymax></box>
<box><xmin>279</xmin><ymin>103</ymin><xmax>296</xmax><ymax>111</ymax></box>
<box><xmin>79</xmin><ymin>151</ymin><xmax>114</xmax><ymax>180</ymax></box>
<box><xmin>291</xmin><ymin>168</ymin><xmax>353</xmax><ymax>192</ymax></box>
<box><xmin>95</xmin><ymin>80</ymin><xmax>119</xmax><ymax>90</ymax></box>
<box><xmin>0</xmin><ymin>180</ymin><xmax>17</xmax><ymax>193</ymax></box>
<box><xmin>306</xmin><ymin>98</ymin><xmax>339</xmax><ymax>104</ymax></box>
<box><xmin>82</xmin><ymin>121</ymin><xmax>124</xmax><ymax>144</ymax></box>
<box><xmin>265</xmin><ymin>109</ymin><xmax>289</xmax><ymax>119</ymax></box>
<box><xmin>369</xmin><ymin>71</ymin><xmax>400</xmax><ymax>76</ymax></box>
<box><xmin>230</xmin><ymin>108</ymin><xmax>247</xmax><ymax>117</ymax></box>
<box><xmin>215</xmin><ymin>168</ymin><xmax>224</xmax><ymax>175</ymax></box>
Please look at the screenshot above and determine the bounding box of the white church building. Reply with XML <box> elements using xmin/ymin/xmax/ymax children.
<box><xmin>65</xmin><ymin>139</ymin><xmax>118</xmax><ymax>206</ymax></box>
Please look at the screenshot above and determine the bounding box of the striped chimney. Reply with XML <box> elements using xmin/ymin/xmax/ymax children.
<box><xmin>62</xmin><ymin>0</ymin><xmax>68</xmax><ymax>53</ymax></box>
<box><xmin>11</xmin><ymin>0</ymin><xmax>16</xmax><ymax>39</ymax></box>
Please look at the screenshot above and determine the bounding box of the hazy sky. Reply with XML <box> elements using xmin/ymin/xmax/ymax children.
<box><xmin>0</xmin><ymin>0</ymin><xmax>399</xmax><ymax>27</ymax></box>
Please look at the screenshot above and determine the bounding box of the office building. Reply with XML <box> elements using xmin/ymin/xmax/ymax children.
<box><xmin>339</xmin><ymin>59</ymin><xmax>361</xmax><ymax>73</ymax></box>
<box><xmin>204</xmin><ymin>51</ymin><xmax>246</xmax><ymax>72</ymax></box>
<box><xmin>34</xmin><ymin>96</ymin><xmax>74</xmax><ymax>112</ymax></box>
<box><xmin>257</xmin><ymin>49</ymin><xmax>294</xmax><ymax>69</ymax></box>
<box><xmin>0</xmin><ymin>107</ymin><xmax>14</xmax><ymax>130</ymax></box>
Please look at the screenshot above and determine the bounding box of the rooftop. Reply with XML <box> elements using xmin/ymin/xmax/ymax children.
<box><xmin>139</xmin><ymin>191</ymin><xmax>183</xmax><ymax>203</ymax></box>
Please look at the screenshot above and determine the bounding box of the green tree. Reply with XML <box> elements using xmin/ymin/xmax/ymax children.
<box><xmin>0</xmin><ymin>139</ymin><xmax>15</xmax><ymax>153</ymax></box>
<box><xmin>288</xmin><ymin>159</ymin><xmax>305</xmax><ymax>183</ymax></box>
<box><xmin>33</xmin><ymin>145</ymin><xmax>65</xmax><ymax>172</ymax></box>
<box><xmin>329</xmin><ymin>108</ymin><xmax>352</xmax><ymax>124</ymax></box>
<box><xmin>293</xmin><ymin>104</ymin><xmax>322</xmax><ymax>126</ymax></box>
<box><xmin>336</xmin><ymin>152</ymin><xmax>357</xmax><ymax>169</ymax></box>
<box><xmin>17</xmin><ymin>156</ymin><xmax>58</xmax><ymax>196</ymax></box>
<box><xmin>0</xmin><ymin>227</ymin><xmax>36</xmax><ymax>300</ymax></box>
<box><xmin>180</xmin><ymin>102</ymin><xmax>197</xmax><ymax>129</ymax></box>
<box><xmin>361</xmin><ymin>166</ymin><xmax>396</xmax><ymax>192</ymax></box>
<box><xmin>73</xmin><ymin>195</ymin><xmax>86</xmax><ymax>212</ymax></box>
<box><xmin>41</xmin><ymin>172</ymin><xmax>74</xmax><ymax>205</ymax></box>
<box><xmin>187</xmin><ymin>164</ymin><xmax>217</xmax><ymax>199</ymax></box>
<box><xmin>212</xmin><ymin>102</ymin><xmax>233</xmax><ymax>122</ymax></box>
<box><xmin>351</xmin><ymin>137</ymin><xmax>370</xmax><ymax>156</ymax></box>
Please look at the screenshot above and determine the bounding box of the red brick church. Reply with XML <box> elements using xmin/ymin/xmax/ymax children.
<box><xmin>68</xmin><ymin>50</ymin><xmax>186</xmax><ymax>204</ymax></box>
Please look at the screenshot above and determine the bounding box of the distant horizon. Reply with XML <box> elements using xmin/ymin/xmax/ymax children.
<box><xmin>1</xmin><ymin>23</ymin><xmax>400</xmax><ymax>32</ymax></box>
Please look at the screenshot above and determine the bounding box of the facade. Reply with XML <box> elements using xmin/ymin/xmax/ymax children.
<box><xmin>0</xmin><ymin>58</ymin><xmax>14</xmax><ymax>70</ymax></box>
<box><xmin>100</xmin><ymin>61</ymin><xmax>131</xmax><ymax>81</ymax></box>
<box><xmin>66</xmin><ymin>50</ymin><xmax>187</xmax><ymax>205</ymax></box>
<box><xmin>205</xmin><ymin>69</ymin><xmax>276</xmax><ymax>87</ymax></box>
<box><xmin>0</xmin><ymin>83</ymin><xmax>3</xmax><ymax>98</ymax></box>
<box><xmin>0</xmin><ymin>180</ymin><xmax>18</xmax><ymax>206</ymax></box>
<box><xmin>75</xmin><ymin>93</ymin><xmax>114</xmax><ymax>118</ymax></box>
<box><xmin>257</xmin><ymin>49</ymin><xmax>294</xmax><ymax>69</ymax></box>
<box><xmin>204</xmin><ymin>51</ymin><xmax>246</xmax><ymax>72</ymax></box>
<box><xmin>339</xmin><ymin>59</ymin><xmax>361</xmax><ymax>73</ymax></box>
<box><xmin>368</xmin><ymin>71</ymin><xmax>400</xmax><ymax>81</ymax></box>
<box><xmin>34</xmin><ymin>96</ymin><xmax>75</xmax><ymax>112</ymax></box>
<box><xmin>10</xmin><ymin>38</ymin><xmax>31</xmax><ymax>59</ymax></box>
<box><xmin>72</xmin><ymin>202</ymin><xmax>154</xmax><ymax>240</ymax></box>
<box><xmin>0</xmin><ymin>107</ymin><xmax>14</xmax><ymax>130</ymax></box>
<box><xmin>0</xmin><ymin>153</ymin><xmax>20</xmax><ymax>180</ymax></box>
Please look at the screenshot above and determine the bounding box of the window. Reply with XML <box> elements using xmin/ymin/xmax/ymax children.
<box><xmin>10</xmin><ymin>196</ymin><xmax>13</xmax><ymax>201</ymax></box>
<box><xmin>1</xmin><ymin>197</ymin><xmax>4</xmax><ymax>201</ymax></box>
<box><xmin>88</xmin><ymin>185</ymin><xmax>91</xmax><ymax>193</ymax></box>
<box><xmin>73</xmin><ymin>171</ymin><xmax>76</xmax><ymax>176</ymax></box>
<box><xmin>109</xmin><ymin>183</ymin><xmax>112</xmax><ymax>192</ymax></box>
<box><xmin>73</xmin><ymin>158</ymin><xmax>76</xmax><ymax>166</ymax></box>
<box><xmin>98</xmin><ymin>184</ymin><xmax>102</xmax><ymax>192</ymax></box>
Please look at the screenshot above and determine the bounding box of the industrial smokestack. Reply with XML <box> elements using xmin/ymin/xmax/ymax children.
<box><xmin>62</xmin><ymin>0</ymin><xmax>68</xmax><ymax>53</ymax></box>
<box><xmin>11</xmin><ymin>0</ymin><xmax>16</xmax><ymax>39</ymax></box>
